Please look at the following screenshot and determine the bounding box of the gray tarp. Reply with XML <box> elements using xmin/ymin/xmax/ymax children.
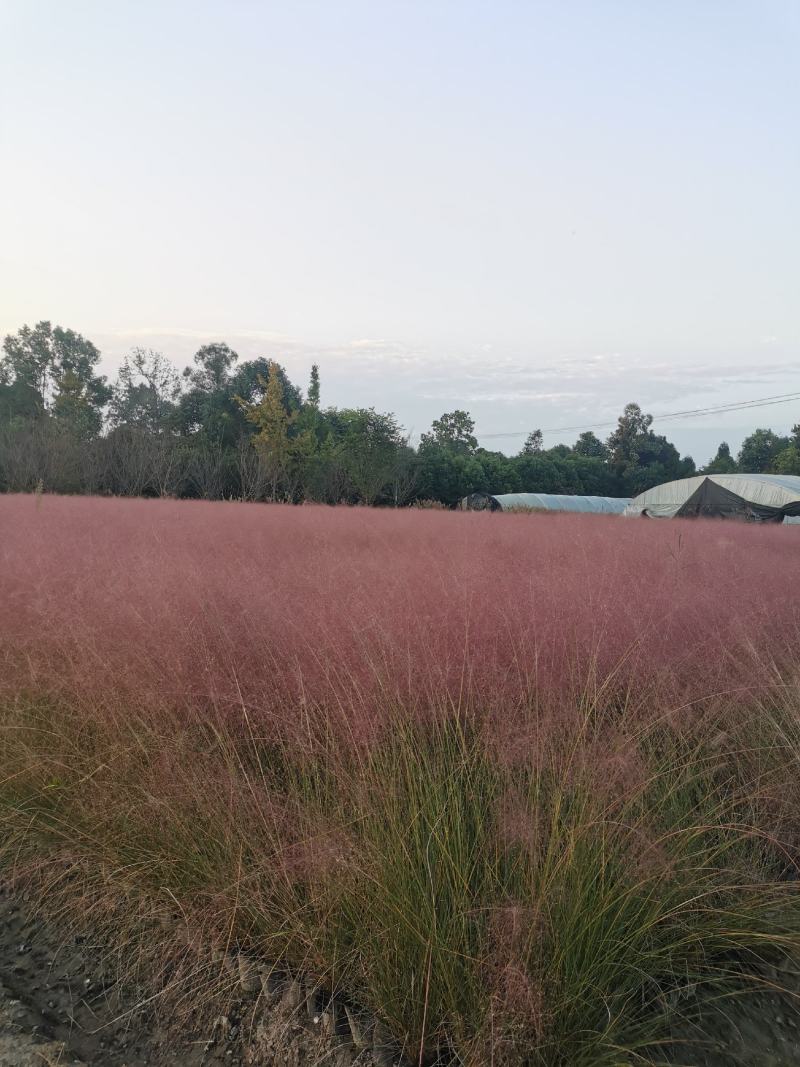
<box><xmin>623</xmin><ymin>474</ymin><xmax>800</xmax><ymax>522</ymax></box>
<box><xmin>460</xmin><ymin>492</ymin><xmax>631</xmax><ymax>514</ymax></box>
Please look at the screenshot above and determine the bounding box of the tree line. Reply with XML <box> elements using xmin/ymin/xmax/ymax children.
<box><xmin>1</xmin><ymin>321</ymin><xmax>797</xmax><ymax>506</ymax></box>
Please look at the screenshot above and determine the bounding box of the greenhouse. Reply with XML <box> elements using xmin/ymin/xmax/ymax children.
<box><xmin>459</xmin><ymin>492</ymin><xmax>632</xmax><ymax>514</ymax></box>
<box><xmin>624</xmin><ymin>473</ymin><xmax>800</xmax><ymax>522</ymax></box>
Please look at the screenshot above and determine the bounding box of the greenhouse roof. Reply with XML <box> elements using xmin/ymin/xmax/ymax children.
<box><xmin>624</xmin><ymin>474</ymin><xmax>800</xmax><ymax>521</ymax></box>
<box><xmin>464</xmin><ymin>493</ymin><xmax>631</xmax><ymax>514</ymax></box>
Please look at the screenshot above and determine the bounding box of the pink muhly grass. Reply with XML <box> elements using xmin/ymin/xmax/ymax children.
<box><xmin>482</xmin><ymin>902</ymin><xmax>549</xmax><ymax>1044</ymax></box>
<box><xmin>497</xmin><ymin>788</ymin><xmax>543</xmax><ymax>854</ymax></box>
<box><xmin>4</xmin><ymin>494</ymin><xmax>800</xmax><ymax>1067</ymax></box>
<box><xmin>279</xmin><ymin>825</ymin><xmax>360</xmax><ymax>886</ymax></box>
<box><xmin>1</xmin><ymin>493</ymin><xmax>799</xmax><ymax>743</ymax></box>
<box><xmin>563</xmin><ymin>730</ymin><xmax>651</xmax><ymax>808</ymax></box>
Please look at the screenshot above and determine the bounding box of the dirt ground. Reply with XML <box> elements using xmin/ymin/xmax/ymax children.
<box><xmin>0</xmin><ymin>882</ymin><xmax>396</xmax><ymax>1067</ymax></box>
<box><xmin>0</xmin><ymin>881</ymin><xmax>244</xmax><ymax>1066</ymax></box>
<box><xmin>664</xmin><ymin>970</ymin><xmax>800</xmax><ymax>1067</ymax></box>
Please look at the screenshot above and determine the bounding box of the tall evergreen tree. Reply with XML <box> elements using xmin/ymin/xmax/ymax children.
<box><xmin>307</xmin><ymin>364</ymin><xmax>321</xmax><ymax>409</ymax></box>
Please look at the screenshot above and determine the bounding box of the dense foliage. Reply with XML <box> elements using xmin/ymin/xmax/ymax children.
<box><xmin>3</xmin><ymin>320</ymin><xmax>797</xmax><ymax>505</ymax></box>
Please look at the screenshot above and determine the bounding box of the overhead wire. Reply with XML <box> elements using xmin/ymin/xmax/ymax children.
<box><xmin>478</xmin><ymin>390</ymin><xmax>800</xmax><ymax>440</ymax></box>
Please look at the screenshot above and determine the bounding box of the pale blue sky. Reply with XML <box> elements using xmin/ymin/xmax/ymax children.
<box><xmin>1</xmin><ymin>0</ymin><xmax>798</xmax><ymax>461</ymax></box>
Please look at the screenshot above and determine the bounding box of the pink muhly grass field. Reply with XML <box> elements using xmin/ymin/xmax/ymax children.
<box><xmin>1</xmin><ymin>492</ymin><xmax>798</xmax><ymax>736</ymax></box>
<box><xmin>4</xmin><ymin>493</ymin><xmax>800</xmax><ymax>1064</ymax></box>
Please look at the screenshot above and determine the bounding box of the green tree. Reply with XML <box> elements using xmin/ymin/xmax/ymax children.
<box><xmin>229</xmin><ymin>359</ymin><xmax>302</xmax><ymax>414</ymax></box>
<box><xmin>224</xmin><ymin>358</ymin><xmax>302</xmax><ymax>452</ymax></box>
<box><xmin>737</xmin><ymin>428</ymin><xmax>790</xmax><ymax>473</ymax></box>
<box><xmin>0</xmin><ymin>379</ymin><xmax>43</xmax><ymax>424</ymax></box>
<box><xmin>606</xmin><ymin>402</ymin><xmax>694</xmax><ymax>494</ymax></box>
<box><xmin>301</xmin><ymin>433</ymin><xmax>349</xmax><ymax>504</ymax></box>
<box><xmin>2</xmin><ymin>322</ymin><xmax>57</xmax><ymax>400</ymax></box>
<box><xmin>2</xmin><ymin>321</ymin><xmax>110</xmax><ymax>422</ymax></box>
<box><xmin>176</xmin><ymin>343</ymin><xmax>240</xmax><ymax>447</ymax></box>
<box><xmin>573</xmin><ymin>431</ymin><xmax>608</xmax><ymax>460</ymax></box>
<box><xmin>307</xmin><ymin>364</ymin><xmax>321</xmax><ymax>409</ymax></box>
<box><xmin>513</xmin><ymin>452</ymin><xmax>568</xmax><ymax>494</ymax></box>
<box><xmin>184</xmin><ymin>343</ymin><xmax>238</xmax><ymax>392</ymax></box>
<box><xmin>110</xmin><ymin>348</ymin><xmax>181</xmax><ymax>434</ymax></box>
<box><xmin>521</xmin><ymin>429</ymin><xmax>543</xmax><ymax>454</ymax></box>
<box><xmin>333</xmin><ymin>408</ymin><xmax>407</xmax><ymax>505</ymax></box>
<box><xmin>417</xmin><ymin>410</ymin><xmax>485</xmax><ymax>503</ymax></box>
<box><xmin>606</xmin><ymin>403</ymin><xmax>653</xmax><ymax>471</ymax></box>
<box><xmin>704</xmin><ymin>442</ymin><xmax>737</xmax><ymax>474</ymax></box>
<box><xmin>475</xmin><ymin>449</ymin><xmax>518</xmax><ymax>494</ymax></box>
<box><xmin>237</xmin><ymin>362</ymin><xmax>310</xmax><ymax>501</ymax></box>
<box><xmin>389</xmin><ymin>442</ymin><xmax>420</xmax><ymax>506</ymax></box>
<box><xmin>420</xmin><ymin>410</ymin><xmax>477</xmax><ymax>455</ymax></box>
<box><xmin>568</xmin><ymin>454</ymin><xmax>619</xmax><ymax>495</ymax></box>
<box><xmin>772</xmin><ymin>425</ymin><xmax>800</xmax><ymax>476</ymax></box>
<box><xmin>416</xmin><ymin>447</ymin><xmax>488</xmax><ymax>505</ymax></box>
<box><xmin>773</xmin><ymin>445</ymin><xmax>800</xmax><ymax>476</ymax></box>
<box><xmin>52</xmin><ymin>370</ymin><xmax>104</xmax><ymax>439</ymax></box>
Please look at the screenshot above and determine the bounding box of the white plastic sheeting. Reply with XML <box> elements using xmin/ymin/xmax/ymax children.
<box><xmin>462</xmin><ymin>493</ymin><xmax>631</xmax><ymax>514</ymax></box>
<box><xmin>624</xmin><ymin>474</ymin><xmax>800</xmax><ymax>522</ymax></box>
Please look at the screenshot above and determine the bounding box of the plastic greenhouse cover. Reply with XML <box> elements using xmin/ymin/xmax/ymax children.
<box><xmin>492</xmin><ymin>494</ymin><xmax>632</xmax><ymax>514</ymax></box>
<box><xmin>624</xmin><ymin>474</ymin><xmax>800</xmax><ymax>520</ymax></box>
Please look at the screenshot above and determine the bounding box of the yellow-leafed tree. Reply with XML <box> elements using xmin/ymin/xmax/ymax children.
<box><xmin>237</xmin><ymin>362</ymin><xmax>313</xmax><ymax>501</ymax></box>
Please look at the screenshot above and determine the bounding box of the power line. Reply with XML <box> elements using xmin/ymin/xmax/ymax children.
<box><xmin>478</xmin><ymin>390</ymin><xmax>800</xmax><ymax>440</ymax></box>
<box><xmin>647</xmin><ymin>393</ymin><xmax>800</xmax><ymax>424</ymax></box>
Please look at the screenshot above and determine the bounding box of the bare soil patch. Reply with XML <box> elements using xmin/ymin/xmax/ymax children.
<box><xmin>0</xmin><ymin>884</ymin><xmax>392</xmax><ymax>1067</ymax></box>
